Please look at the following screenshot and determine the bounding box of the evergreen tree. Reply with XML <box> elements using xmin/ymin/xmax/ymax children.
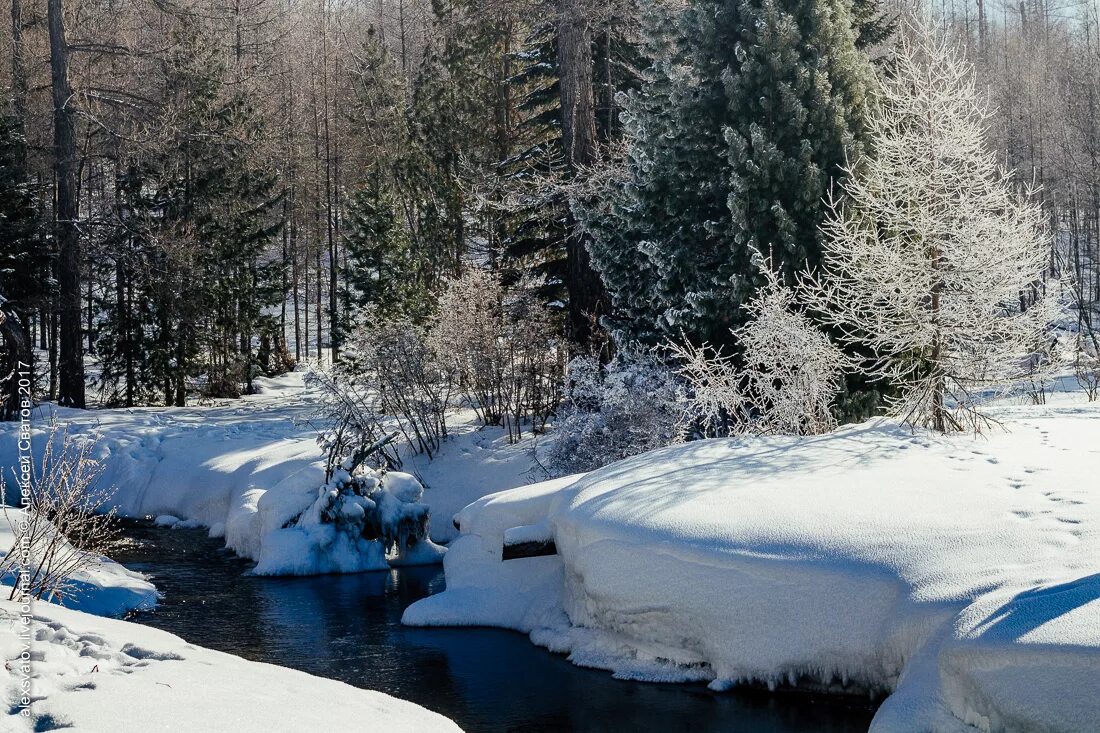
<box><xmin>0</xmin><ymin>112</ymin><xmax>46</xmax><ymax>417</ymax></box>
<box><xmin>0</xmin><ymin>114</ymin><xmax>47</xmax><ymax>319</ymax></box>
<box><xmin>95</xmin><ymin>165</ymin><xmax>160</xmax><ymax>406</ymax></box>
<box><xmin>499</xmin><ymin>15</ymin><xmax>640</xmax><ymax>310</ymax></box>
<box><xmin>345</xmin><ymin>173</ymin><xmax>428</xmax><ymax>322</ymax></box>
<box><xmin>585</xmin><ymin>0</ymin><xmax>878</xmax><ymax>347</ymax></box>
<box><xmin>498</xmin><ymin>22</ymin><xmax>570</xmax><ymax>304</ymax></box>
<box><xmin>95</xmin><ymin>22</ymin><xmax>283</xmax><ymax>404</ymax></box>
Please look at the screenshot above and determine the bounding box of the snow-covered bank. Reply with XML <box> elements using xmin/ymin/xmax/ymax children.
<box><xmin>404</xmin><ymin>401</ymin><xmax>1100</xmax><ymax>733</ymax></box>
<box><xmin>0</xmin><ymin>510</ymin><xmax>157</xmax><ymax>617</ymax></box>
<box><xmin>0</xmin><ymin>597</ymin><xmax>463</xmax><ymax>732</ymax></box>
<box><xmin>0</xmin><ymin>370</ymin><xmax>541</xmax><ymax>575</ymax></box>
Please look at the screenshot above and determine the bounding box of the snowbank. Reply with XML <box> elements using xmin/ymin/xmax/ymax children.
<box><xmin>0</xmin><ymin>371</ymin><xmax>462</xmax><ymax>576</ymax></box>
<box><xmin>0</xmin><ymin>510</ymin><xmax>156</xmax><ymax>618</ymax></box>
<box><xmin>0</xmin><ymin>597</ymin><xmax>462</xmax><ymax>732</ymax></box>
<box><xmin>404</xmin><ymin>401</ymin><xmax>1100</xmax><ymax>732</ymax></box>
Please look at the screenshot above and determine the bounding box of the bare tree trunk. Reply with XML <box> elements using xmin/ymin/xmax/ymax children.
<box><xmin>557</xmin><ymin>0</ymin><xmax>610</xmax><ymax>356</ymax></box>
<box><xmin>10</xmin><ymin>0</ymin><xmax>26</xmax><ymax>120</ymax></box>
<box><xmin>322</xmin><ymin>13</ymin><xmax>339</xmax><ymax>362</ymax></box>
<box><xmin>47</xmin><ymin>0</ymin><xmax>85</xmax><ymax>408</ymax></box>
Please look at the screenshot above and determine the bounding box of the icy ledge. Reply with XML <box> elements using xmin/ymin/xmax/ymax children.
<box><xmin>404</xmin><ymin>402</ymin><xmax>1100</xmax><ymax>733</ymax></box>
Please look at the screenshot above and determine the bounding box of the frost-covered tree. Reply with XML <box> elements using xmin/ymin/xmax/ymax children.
<box><xmin>739</xmin><ymin>263</ymin><xmax>848</xmax><ymax>435</ymax></box>
<box><xmin>547</xmin><ymin>351</ymin><xmax>682</xmax><ymax>475</ymax></box>
<box><xmin>671</xmin><ymin>255</ymin><xmax>847</xmax><ymax>436</ymax></box>
<box><xmin>806</xmin><ymin>25</ymin><xmax>1063</xmax><ymax>433</ymax></box>
<box><xmin>430</xmin><ymin>269</ymin><xmax>561</xmax><ymax>441</ymax></box>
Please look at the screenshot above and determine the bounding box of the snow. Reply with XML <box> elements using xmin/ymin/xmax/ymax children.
<box><xmin>503</xmin><ymin>521</ymin><xmax>553</xmax><ymax>547</ymax></box>
<box><xmin>153</xmin><ymin>515</ymin><xmax>203</xmax><ymax>529</ymax></box>
<box><xmin>0</xmin><ymin>445</ymin><xmax>460</xmax><ymax>732</ymax></box>
<box><xmin>0</xmin><ymin>510</ymin><xmax>156</xmax><ymax>618</ymax></box>
<box><xmin>0</xmin><ymin>596</ymin><xmax>463</xmax><ymax>732</ymax></box>
<box><xmin>0</xmin><ymin>369</ymin><xmax>548</xmax><ymax>575</ymax></box>
<box><xmin>404</xmin><ymin>413</ymin><xmax>552</xmax><ymax>543</ymax></box>
<box><xmin>404</xmin><ymin>399</ymin><xmax>1100</xmax><ymax>733</ymax></box>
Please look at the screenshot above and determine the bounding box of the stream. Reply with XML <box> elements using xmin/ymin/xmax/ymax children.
<box><xmin>114</xmin><ymin>521</ymin><xmax>877</xmax><ymax>733</ymax></box>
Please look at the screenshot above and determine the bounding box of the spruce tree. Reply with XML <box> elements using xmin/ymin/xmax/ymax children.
<box><xmin>95</xmin><ymin>22</ymin><xmax>282</xmax><ymax>404</ymax></box>
<box><xmin>0</xmin><ymin>114</ymin><xmax>46</xmax><ymax>319</ymax></box>
<box><xmin>500</xmin><ymin>17</ymin><xmax>640</xmax><ymax>311</ymax></box>
<box><xmin>345</xmin><ymin>173</ymin><xmax>428</xmax><ymax>322</ymax></box>
<box><xmin>586</xmin><ymin>0</ymin><xmax>878</xmax><ymax>347</ymax></box>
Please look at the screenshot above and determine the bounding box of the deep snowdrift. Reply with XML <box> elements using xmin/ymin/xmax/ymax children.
<box><xmin>404</xmin><ymin>401</ymin><xmax>1100</xmax><ymax>733</ymax></box>
<box><xmin>0</xmin><ymin>371</ymin><xmax>534</xmax><ymax>575</ymax></box>
<box><xmin>0</xmin><ymin>596</ymin><xmax>462</xmax><ymax>732</ymax></box>
<box><xmin>0</xmin><ymin>509</ymin><xmax>157</xmax><ymax>617</ymax></box>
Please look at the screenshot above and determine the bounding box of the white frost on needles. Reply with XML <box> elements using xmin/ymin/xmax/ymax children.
<box><xmin>404</xmin><ymin>398</ymin><xmax>1100</xmax><ymax>733</ymax></box>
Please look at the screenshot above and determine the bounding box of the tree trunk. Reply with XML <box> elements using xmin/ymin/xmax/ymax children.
<box><xmin>10</xmin><ymin>0</ymin><xmax>27</xmax><ymax>121</ymax></box>
<box><xmin>557</xmin><ymin>0</ymin><xmax>610</xmax><ymax>356</ymax></box>
<box><xmin>47</xmin><ymin>0</ymin><xmax>84</xmax><ymax>408</ymax></box>
<box><xmin>0</xmin><ymin>306</ymin><xmax>32</xmax><ymax>421</ymax></box>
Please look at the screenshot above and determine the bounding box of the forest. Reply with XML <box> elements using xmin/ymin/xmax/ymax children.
<box><xmin>4</xmin><ymin>1</ymin><xmax>1100</xmax><ymax>729</ymax></box>
<box><xmin>0</xmin><ymin>0</ymin><xmax>1097</xmax><ymax>435</ymax></box>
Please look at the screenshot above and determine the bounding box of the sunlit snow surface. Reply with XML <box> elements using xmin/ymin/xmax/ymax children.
<box><xmin>405</xmin><ymin>397</ymin><xmax>1100</xmax><ymax>733</ymax></box>
<box><xmin>0</xmin><ymin>370</ymin><xmax>543</xmax><ymax>578</ymax></box>
<box><xmin>0</xmin><ymin>597</ymin><xmax>462</xmax><ymax>732</ymax></box>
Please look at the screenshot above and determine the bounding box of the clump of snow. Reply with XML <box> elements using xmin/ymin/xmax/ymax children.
<box><xmin>503</xmin><ymin>522</ymin><xmax>553</xmax><ymax>547</ymax></box>
<box><xmin>153</xmin><ymin>515</ymin><xmax>204</xmax><ymax>529</ymax></box>
<box><xmin>0</xmin><ymin>510</ymin><xmax>156</xmax><ymax>618</ymax></box>
<box><xmin>405</xmin><ymin>400</ymin><xmax>1100</xmax><ymax>733</ymax></box>
<box><xmin>251</xmin><ymin>467</ymin><xmax>444</xmax><ymax>576</ymax></box>
<box><xmin>0</xmin><ymin>597</ymin><xmax>463</xmax><ymax>732</ymax></box>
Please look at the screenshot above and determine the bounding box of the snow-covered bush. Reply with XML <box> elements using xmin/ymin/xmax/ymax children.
<box><xmin>546</xmin><ymin>351</ymin><xmax>682</xmax><ymax>475</ymax></box>
<box><xmin>430</xmin><ymin>269</ymin><xmax>561</xmax><ymax>442</ymax></box>
<box><xmin>669</xmin><ymin>257</ymin><xmax>847</xmax><ymax>437</ymax></box>
<box><xmin>667</xmin><ymin>339</ymin><xmax>746</xmax><ymax>438</ymax></box>
<box><xmin>298</xmin><ymin>464</ymin><xmax>431</xmax><ymax>559</ymax></box>
<box><xmin>738</xmin><ymin>264</ymin><xmax>848</xmax><ymax>435</ymax></box>
<box><xmin>252</xmin><ymin>454</ymin><xmax>444</xmax><ymax>576</ymax></box>
<box><xmin>804</xmin><ymin>24</ymin><xmax>1064</xmax><ymax>433</ymax></box>
<box><xmin>341</xmin><ymin>312</ymin><xmax>455</xmax><ymax>459</ymax></box>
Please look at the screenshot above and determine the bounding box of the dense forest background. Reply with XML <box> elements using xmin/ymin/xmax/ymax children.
<box><xmin>0</xmin><ymin>0</ymin><xmax>1097</xmax><ymax>417</ymax></box>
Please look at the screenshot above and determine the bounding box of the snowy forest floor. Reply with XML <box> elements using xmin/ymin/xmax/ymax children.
<box><xmin>3</xmin><ymin>370</ymin><xmax>1099</xmax><ymax>732</ymax></box>
<box><xmin>0</xmin><ymin>366</ymin><xmax>541</xmax><ymax>731</ymax></box>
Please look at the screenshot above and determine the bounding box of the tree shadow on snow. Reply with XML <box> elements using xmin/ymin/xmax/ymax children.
<box><xmin>967</xmin><ymin>573</ymin><xmax>1100</xmax><ymax>646</ymax></box>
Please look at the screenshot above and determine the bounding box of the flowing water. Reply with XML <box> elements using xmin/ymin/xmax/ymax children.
<box><xmin>114</xmin><ymin>521</ymin><xmax>877</xmax><ymax>733</ymax></box>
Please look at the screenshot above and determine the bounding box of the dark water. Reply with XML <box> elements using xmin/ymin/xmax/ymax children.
<box><xmin>114</xmin><ymin>521</ymin><xmax>876</xmax><ymax>733</ymax></box>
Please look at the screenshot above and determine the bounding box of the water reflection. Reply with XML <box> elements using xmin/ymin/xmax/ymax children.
<box><xmin>115</xmin><ymin>522</ymin><xmax>875</xmax><ymax>733</ymax></box>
